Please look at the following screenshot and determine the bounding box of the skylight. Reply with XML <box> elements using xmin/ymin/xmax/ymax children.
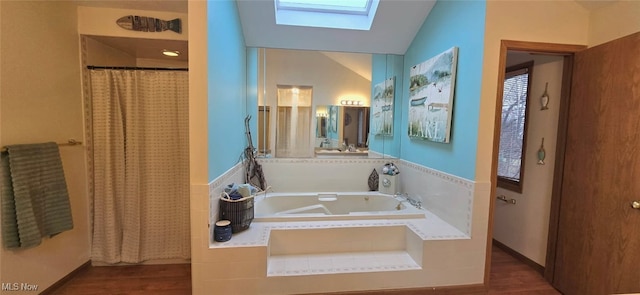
<box><xmin>278</xmin><ymin>0</ymin><xmax>370</xmax><ymax>14</ymax></box>
<box><xmin>274</xmin><ymin>0</ymin><xmax>379</xmax><ymax>31</ymax></box>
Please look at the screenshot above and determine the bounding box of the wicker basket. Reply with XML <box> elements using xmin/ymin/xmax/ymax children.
<box><xmin>220</xmin><ymin>192</ymin><xmax>255</xmax><ymax>233</ymax></box>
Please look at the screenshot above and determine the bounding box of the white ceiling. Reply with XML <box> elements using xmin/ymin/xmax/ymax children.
<box><xmin>236</xmin><ymin>0</ymin><xmax>436</xmax><ymax>55</ymax></box>
<box><xmin>320</xmin><ymin>51</ymin><xmax>372</xmax><ymax>81</ymax></box>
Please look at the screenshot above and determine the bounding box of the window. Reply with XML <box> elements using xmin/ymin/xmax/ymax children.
<box><xmin>277</xmin><ymin>0</ymin><xmax>371</xmax><ymax>14</ymax></box>
<box><xmin>274</xmin><ymin>0</ymin><xmax>379</xmax><ymax>30</ymax></box>
<box><xmin>497</xmin><ymin>61</ymin><xmax>533</xmax><ymax>193</ymax></box>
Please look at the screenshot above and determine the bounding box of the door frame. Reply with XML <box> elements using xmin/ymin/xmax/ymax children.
<box><xmin>486</xmin><ymin>40</ymin><xmax>586</xmax><ymax>285</ymax></box>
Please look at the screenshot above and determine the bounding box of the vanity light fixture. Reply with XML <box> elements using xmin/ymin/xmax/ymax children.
<box><xmin>162</xmin><ymin>49</ymin><xmax>180</xmax><ymax>57</ymax></box>
<box><xmin>340</xmin><ymin>100</ymin><xmax>363</xmax><ymax>106</ymax></box>
<box><xmin>317</xmin><ymin>112</ymin><xmax>328</xmax><ymax>117</ymax></box>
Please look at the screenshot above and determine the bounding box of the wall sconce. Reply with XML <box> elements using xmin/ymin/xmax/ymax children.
<box><xmin>316</xmin><ymin>112</ymin><xmax>328</xmax><ymax>117</ymax></box>
<box><xmin>340</xmin><ymin>100</ymin><xmax>363</xmax><ymax>106</ymax></box>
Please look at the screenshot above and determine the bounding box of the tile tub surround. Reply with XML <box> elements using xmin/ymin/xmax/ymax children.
<box><xmin>257</xmin><ymin>158</ymin><xmax>392</xmax><ymax>192</ymax></box>
<box><xmin>192</xmin><ymin>159</ymin><xmax>490</xmax><ymax>294</ymax></box>
<box><xmin>398</xmin><ymin>159</ymin><xmax>477</xmax><ymax>236</ymax></box>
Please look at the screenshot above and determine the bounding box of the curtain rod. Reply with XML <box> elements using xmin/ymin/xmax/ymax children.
<box><xmin>87</xmin><ymin>66</ymin><xmax>188</xmax><ymax>71</ymax></box>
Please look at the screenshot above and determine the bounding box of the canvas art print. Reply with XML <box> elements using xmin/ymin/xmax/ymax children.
<box><xmin>371</xmin><ymin>77</ymin><xmax>395</xmax><ymax>135</ymax></box>
<box><xmin>408</xmin><ymin>47</ymin><xmax>458</xmax><ymax>143</ymax></box>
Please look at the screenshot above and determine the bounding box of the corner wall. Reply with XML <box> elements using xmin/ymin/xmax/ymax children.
<box><xmin>393</xmin><ymin>0</ymin><xmax>489</xmax><ymax>285</ymax></box>
<box><xmin>0</xmin><ymin>1</ymin><xmax>90</xmax><ymax>292</ymax></box>
<box><xmin>188</xmin><ymin>1</ymin><xmax>211</xmax><ymax>294</ymax></box>
<box><xmin>401</xmin><ymin>0</ymin><xmax>486</xmax><ymax>181</ymax></box>
<box><xmin>207</xmin><ymin>0</ymin><xmax>247</xmax><ymax>181</ymax></box>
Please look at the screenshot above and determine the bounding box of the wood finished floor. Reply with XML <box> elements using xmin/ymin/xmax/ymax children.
<box><xmin>488</xmin><ymin>247</ymin><xmax>560</xmax><ymax>295</ymax></box>
<box><xmin>51</xmin><ymin>246</ymin><xmax>560</xmax><ymax>294</ymax></box>
<box><xmin>51</xmin><ymin>264</ymin><xmax>192</xmax><ymax>295</ymax></box>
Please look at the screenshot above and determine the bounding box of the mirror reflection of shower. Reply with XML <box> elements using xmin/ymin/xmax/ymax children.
<box><xmin>275</xmin><ymin>85</ymin><xmax>313</xmax><ymax>158</ymax></box>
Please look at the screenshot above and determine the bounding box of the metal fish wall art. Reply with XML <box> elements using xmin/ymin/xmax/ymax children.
<box><xmin>116</xmin><ymin>15</ymin><xmax>182</xmax><ymax>34</ymax></box>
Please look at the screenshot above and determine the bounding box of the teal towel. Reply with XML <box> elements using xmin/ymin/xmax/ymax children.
<box><xmin>1</xmin><ymin>142</ymin><xmax>74</xmax><ymax>249</ymax></box>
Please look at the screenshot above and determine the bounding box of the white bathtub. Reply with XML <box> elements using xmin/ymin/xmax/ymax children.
<box><xmin>253</xmin><ymin>192</ymin><xmax>425</xmax><ymax>222</ymax></box>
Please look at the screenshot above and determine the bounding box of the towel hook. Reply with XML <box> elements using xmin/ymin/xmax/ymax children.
<box><xmin>497</xmin><ymin>195</ymin><xmax>517</xmax><ymax>204</ymax></box>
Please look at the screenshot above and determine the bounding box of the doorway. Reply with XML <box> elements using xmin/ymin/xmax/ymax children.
<box><xmin>81</xmin><ymin>35</ymin><xmax>191</xmax><ymax>264</ymax></box>
<box><xmin>492</xmin><ymin>51</ymin><xmax>564</xmax><ymax>275</ymax></box>
<box><xmin>487</xmin><ymin>40</ymin><xmax>586</xmax><ymax>286</ymax></box>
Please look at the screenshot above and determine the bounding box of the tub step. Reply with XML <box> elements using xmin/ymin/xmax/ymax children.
<box><xmin>267</xmin><ymin>251</ymin><xmax>421</xmax><ymax>277</ymax></box>
<box><xmin>266</xmin><ymin>226</ymin><xmax>424</xmax><ymax>277</ymax></box>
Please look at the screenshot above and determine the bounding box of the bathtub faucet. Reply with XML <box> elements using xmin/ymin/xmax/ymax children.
<box><xmin>394</xmin><ymin>192</ymin><xmax>422</xmax><ymax>209</ymax></box>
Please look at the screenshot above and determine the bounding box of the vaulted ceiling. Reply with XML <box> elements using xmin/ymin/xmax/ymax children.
<box><xmin>236</xmin><ymin>0</ymin><xmax>436</xmax><ymax>54</ymax></box>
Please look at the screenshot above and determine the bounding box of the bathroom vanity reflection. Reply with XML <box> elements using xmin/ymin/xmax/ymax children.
<box><xmin>315</xmin><ymin>105</ymin><xmax>369</xmax><ymax>157</ymax></box>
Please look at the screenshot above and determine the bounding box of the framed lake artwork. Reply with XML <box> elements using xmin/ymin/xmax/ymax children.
<box><xmin>408</xmin><ymin>47</ymin><xmax>458</xmax><ymax>143</ymax></box>
<box><xmin>371</xmin><ymin>77</ymin><xmax>395</xmax><ymax>136</ymax></box>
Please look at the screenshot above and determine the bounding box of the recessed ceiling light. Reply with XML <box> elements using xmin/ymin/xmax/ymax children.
<box><xmin>162</xmin><ymin>49</ymin><xmax>180</xmax><ymax>57</ymax></box>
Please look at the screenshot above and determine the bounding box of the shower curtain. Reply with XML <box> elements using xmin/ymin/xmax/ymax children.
<box><xmin>89</xmin><ymin>69</ymin><xmax>190</xmax><ymax>263</ymax></box>
<box><xmin>275</xmin><ymin>86</ymin><xmax>312</xmax><ymax>157</ymax></box>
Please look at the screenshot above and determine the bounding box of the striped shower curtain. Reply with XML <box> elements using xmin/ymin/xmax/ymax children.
<box><xmin>89</xmin><ymin>69</ymin><xmax>190</xmax><ymax>263</ymax></box>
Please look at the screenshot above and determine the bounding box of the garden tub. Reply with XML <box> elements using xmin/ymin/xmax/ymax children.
<box><xmin>253</xmin><ymin>192</ymin><xmax>425</xmax><ymax>222</ymax></box>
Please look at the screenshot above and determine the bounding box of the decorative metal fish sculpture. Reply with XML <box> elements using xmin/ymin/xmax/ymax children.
<box><xmin>116</xmin><ymin>15</ymin><xmax>182</xmax><ymax>34</ymax></box>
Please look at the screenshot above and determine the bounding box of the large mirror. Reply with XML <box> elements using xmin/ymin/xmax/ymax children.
<box><xmin>252</xmin><ymin>48</ymin><xmax>401</xmax><ymax>158</ymax></box>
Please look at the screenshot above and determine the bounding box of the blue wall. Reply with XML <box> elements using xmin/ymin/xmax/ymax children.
<box><xmin>370</xmin><ymin>54</ymin><xmax>404</xmax><ymax>158</ymax></box>
<box><xmin>401</xmin><ymin>0</ymin><xmax>486</xmax><ymax>180</ymax></box>
<box><xmin>208</xmin><ymin>0</ymin><xmax>248</xmax><ymax>181</ymax></box>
